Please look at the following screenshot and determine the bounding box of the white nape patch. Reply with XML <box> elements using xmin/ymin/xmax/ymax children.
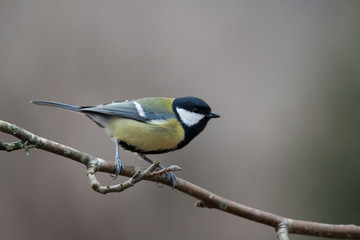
<box><xmin>149</xmin><ymin>119</ymin><xmax>167</xmax><ymax>125</ymax></box>
<box><xmin>176</xmin><ymin>107</ymin><xmax>205</xmax><ymax>127</ymax></box>
<box><xmin>133</xmin><ymin>101</ymin><xmax>146</xmax><ymax>117</ymax></box>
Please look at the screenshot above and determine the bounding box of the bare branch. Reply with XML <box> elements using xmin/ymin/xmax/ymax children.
<box><xmin>87</xmin><ymin>161</ymin><xmax>160</xmax><ymax>194</ymax></box>
<box><xmin>277</xmin><ymin>222</ymin><xmax>290</xmax><ymax>240</ymax></box>
<box><xmin>1</xmin><ymin>119</ymin><xmax>360</xmax><ymax>239</ymax></box>
<box><xmin>151</xmin><ymin>164</ymin><xmax>182</xmax><ymax>176</ymax></box>
<box><xmin>0</xmin><ymin>140</ymin><xmax>32</xmax><ymax>152</ymax></box>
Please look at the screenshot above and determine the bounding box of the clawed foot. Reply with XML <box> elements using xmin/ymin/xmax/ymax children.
<box><xmin>110</xmin><ymin>157</ymin><xmax>124</xmax><ymax>180</ymax></box>
<box><xmin>110</xmin><ymin>139</ymin><xmax>125</xmax><ymax>180</ymax></box>
<box><xmin>151</xmin><ymin>165</ymin><xmax>182</xmax><ymax>188</ymax></box>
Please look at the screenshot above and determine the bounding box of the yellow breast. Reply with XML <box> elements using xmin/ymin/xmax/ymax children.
<box><xmin>106</xmin><ymin>117</ymin><xmax>185</xmax><ymax>153</ymax></box>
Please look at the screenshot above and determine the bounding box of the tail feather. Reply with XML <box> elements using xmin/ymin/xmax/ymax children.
<box><xmin>30</xmin><ymin>100</ymin><xmax>81</xmax><ymax>112</ymax></box>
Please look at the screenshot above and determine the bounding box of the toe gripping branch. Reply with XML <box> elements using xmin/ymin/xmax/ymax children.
<box><xmin>137</xmin><ymin>153</ymin><xmax>181</xmax><ymax>188</ymax></box>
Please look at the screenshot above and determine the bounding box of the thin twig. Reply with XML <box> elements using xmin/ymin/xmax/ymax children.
<box><xmin>87</xmin><ymin>161</ymin><xmax>160</xmax><ymax>194</ymax></box>
<box><xmin>151</xmin><ymin>164</ymin><xmax>182</xmax><ymax>176</ymax></box>
<box><xmin>276</xmin><ymin>222</ymin><xmax>290</xmax><ymax>240</ymax></box>
<box><xmin>1</xmin><ymin>119</ymin><xmax>360</xmax><ymax>239</ymax></box>
<box><xmin>0</xmin><ymin>140</ymin><xmax>29</xmax><ymax>152</ymax></box>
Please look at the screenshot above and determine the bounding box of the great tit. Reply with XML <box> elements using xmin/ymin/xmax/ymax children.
<box><xmin>31</xmin><ymin>97</ymin><xmax>220</xmax><ymax>187</ymax></box>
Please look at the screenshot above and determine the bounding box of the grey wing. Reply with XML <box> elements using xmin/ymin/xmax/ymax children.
<box><xmin>80</xmin><ymin>101</ymin><xmax>149</xmax><ymax>123</ymax></box>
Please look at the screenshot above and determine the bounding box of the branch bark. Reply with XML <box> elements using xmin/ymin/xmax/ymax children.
<box><xmin>1</xmin><ymin>120</ymin><xmax>359</xmax><ymax>239</ymax></box>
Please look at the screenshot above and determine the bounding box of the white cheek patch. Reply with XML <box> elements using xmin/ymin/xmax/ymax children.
<box><xmin>133</xmin><ymin>101</ymin><xmax>146</xmax><ymax>118</ymax></box>
<box><xmin>176</xmin><ymin>107</ymin><xmax>205</xmax><ymax>127</ymax></box>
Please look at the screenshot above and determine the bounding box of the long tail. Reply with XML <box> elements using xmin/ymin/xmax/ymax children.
<box><xmin>30</xmin><ymin>100</ymin><xmax>81</xmax><ymax>112</ymax></box>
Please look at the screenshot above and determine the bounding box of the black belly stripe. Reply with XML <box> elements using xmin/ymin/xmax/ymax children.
<box><xmin>118</xmin><ymin>140</ymin><xmax>176</xmax><ymax>154</ymax></box>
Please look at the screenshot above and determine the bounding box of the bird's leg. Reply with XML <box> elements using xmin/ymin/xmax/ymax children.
<box><xmin>137</xmin><ymin>153</ymin><xmax>177</xmax><ymax>188</ymax></box>
<box><xmin>110</xmin><ymin>139</ymin><xmax>124</xmax><ymax>180</ymax></box>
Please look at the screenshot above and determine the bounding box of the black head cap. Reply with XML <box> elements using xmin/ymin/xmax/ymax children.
<box><xmin>173</xmin><ymin>97</ymin><xmax>220</xmax><ymax>118</ymax></box>
<box><xmin>173</xmin><ymin>96</ymin><xmax>220</xmax><ymax>149</ymax></box>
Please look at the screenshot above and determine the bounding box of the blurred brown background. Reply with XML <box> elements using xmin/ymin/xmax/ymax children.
<box><xmin>1</xmin><ymin>1</ymin><xmax>360</xmax><ymax>240</ymax></box>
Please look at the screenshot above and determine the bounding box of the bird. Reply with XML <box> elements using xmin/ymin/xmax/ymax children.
<box><xmin>30</xmin><ymin>97</ymin><xmax>220</xmax><ymax>187</ymax></box>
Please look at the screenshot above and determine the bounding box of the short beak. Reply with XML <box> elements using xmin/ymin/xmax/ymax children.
<box><xmin>208</xmin><ymin>111</ymin><xmax>221</xmax><ymax>118</ymax></box>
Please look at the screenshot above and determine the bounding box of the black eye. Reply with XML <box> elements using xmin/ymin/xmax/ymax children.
<box><xmin>192</xmin><ymin>107</ymin><xmax>201</xmax><ymax>113</ymax></box>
